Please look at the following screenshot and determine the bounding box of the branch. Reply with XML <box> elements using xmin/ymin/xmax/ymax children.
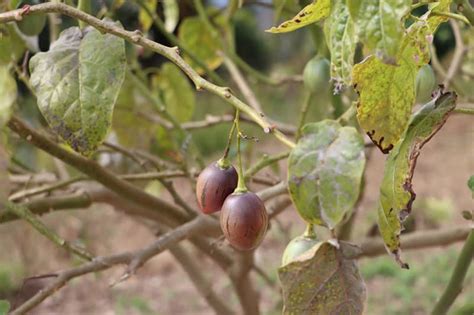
<box><xmin>357</xmin><ymin>226</ymin><xmax>472</xmax><ymax>258</ymax></box>
<box><xmin>10</xmin><ymin>215</ymin><xmax>214</xmax><ymax>315</ymax></box>
<box><xmin>0</xmin><ymin>2</ymin><xmax>295</xmax><ymax>148</ymax></box>
<box><xmin>443</xmin><ymin>20</ymin><xmax>466</xmax><ymax>88</ymax></box>
<box><xmin>432</xmin><ymin>229</ymin><xmax>474</xmax><ymax>315</ymax></box>
<box><xmin>8</xmin><ymin>116</ymin><xmax>189</xmax><ymax>226</ymax></box>
<box><xmin>5</xmin><ymin>202</ymin><xmax>94</xmax><ymax>261</ymax></box>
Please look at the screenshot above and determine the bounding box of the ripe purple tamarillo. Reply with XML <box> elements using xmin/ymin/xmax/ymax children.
<box><xmin>196</xmin><ymin>162</ymin><xmax>238</xmax><ymax>214</ymax></box>
<box><xmin>220</xmin><ymin>191</ymin><xmax>268</xmax><ymax>251</ymax></box>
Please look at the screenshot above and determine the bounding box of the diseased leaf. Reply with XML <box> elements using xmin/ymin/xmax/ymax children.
<box><xmin>288</xmin><ymin>120</ymin><xmax>365</xmax><ymax>229</ymax></box>
<box><xmin>377</xmin><ymin>90</ymin><xmax>457</xmax><ymax>268</ymax></box>
<box><xmin>178</xmin><ymin>17</ymin><xmax>223</xmax><ymax>74</ymax></box>
<box><xmin>347</xmin><ymin>0</ymin><xmax>411</xmax><ymax>62</ymax></box>
<box><xmin>353</xmin><ymin>5</ymin><xmax>451</xmax><ymax>153</ymax></box>
<box><xmin>163</xmin><ymin>0</ymin><xmax>179</xmax><ymax>33</ymax></box>
<box><xmin>138</xmin><ymin>0</ymin><xmax>157</xmax><ymax>32</ymax></box>
<box><xmin>324</xmin><ymin>0</ymin><xmax>357</xmax><ymax>87</ymax></box>
<box><xmin>278</xmin><ymin>241</ymin><xmax>366</xmax><ymax>315</ymax></box>
<box><xmin>29</xmin><ymin>26</ymin><xmax>126</xmax><ymax>155</ymax></box>
<box><xmin>265</xmin><ymin>0</ymin><xmax>331</xmax><ymax>33</ymax></box>
<box><xmin>154</xmin><ymin>62</ymin><xmax>195</xmax><ymax>122</ymax></box>
<box><xmin>0</xmin><ymin>65</ymin><xmax>17</xmax><ymax>127</ymax></box>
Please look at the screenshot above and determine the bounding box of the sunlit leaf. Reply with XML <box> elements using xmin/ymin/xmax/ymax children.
<box><xmin>154</xmin><ymin>62</ymin><xmax>195</xmax><ymax>123</ymax></box>
<box><xmin>178</xmin><ymin>17</ymin><xmax>223</xmax><ymax>74</ymax></box>
<box><xmin>347</xmin><ymin>0</ymin><xmax>411</xmax><ymax>62</ymax></box>
<box><xmin>138</xmin><ymin>0</ymin><xmax>157</xmax><ymax>32</ymax></box>
<box><xmin>324</xmin><ymin>0</ymin><xmax>357</xmax><ymax>87</ymax></box>
<box><xmin>29</xmin><ymin>26</ymin><xmax>126</xmax><ymax>155</ymax></box>
<box><xmin>266</xmin><ymin>0</ymin><xmax>331</xmax><ymax>33</ymax></box>
<box><xmin>377</xmin><ymin>90</ymin><xmax>457</xmax><ymax>268</ymax></box>
<box><xmin>163</xmin><ymin>0</ymin><xmax>179</xmax><ymax>33</ymax></box>
<box><xmin>288</xmin><ymin>120</ymin><xmax>365</xmax><ymax>229</ymax></box>
<box><xmin>0</xmin><ymin>65</ymin><xmax>17</xmax><ymax>127</ymax></box>
<box><xmin>279</xmin><ymin>241</ymin><xmax>366</xmax><ymax>314</ymax></box>
<box><xmin>353</xmin><ymin>6</ymin><xmax>451</xmax><ymax>153</ymax></box>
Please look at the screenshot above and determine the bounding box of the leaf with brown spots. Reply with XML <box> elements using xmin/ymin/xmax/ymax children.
<box><xmin>266</xmin><ymin>0</ymin><xmax>331</xmax><ymax>33</ymax></box>
<box><xmin>377</xmin><ymin>90</ymin><xmax>457</xmax><ymax>268</ymax></box>
<box><xmin>278</xmin><ymin>241</ymin><xmax>366</xmax><ymax>315</ymax></box>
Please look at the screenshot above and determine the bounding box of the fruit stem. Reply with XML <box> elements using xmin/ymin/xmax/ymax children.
<box><xmin>235</xmin><ymin>110</ymin><xmax>248</xmax><ymax>193</ymax></box>
<box><xmin>221</xmin><ymin>110</ymin><xmax>238</xmax><ymax>160</ymax></box>
<box><xmin>303</xmin><ymin>223</ymin><xmax>317</xmax><ymax>239</ymax></box>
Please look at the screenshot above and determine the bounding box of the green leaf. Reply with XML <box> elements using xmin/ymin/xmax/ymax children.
<box><xmin>163</xmin><ymin>0</ymin><xmax>179</xmax><ymax>33</ymax></box>
<box><xmin>468</xmin><ymin>175</ymin><xmax>474</xmax><ymax>198</ymax></box>
<box><xmin>324</xmin><ymin>0</ymin><xmax>357</xmax><ymax>87</ymax></box>
<box><xmin>113</xmin><ymin>73</ymin><xmax>157</xmax><ymax>149</ymax></box>
<box><xmin>0</xmin><ymin>65</ymin><xmax>17</xmax><ymax>127</ymax></box>
<box><xmin>353</xmin><ymin>8</ymin><xmax>450</xmax><ymax>153</ymax></box>
<box><xmin>265</xmin><ymin>0</ymin><xmax>331</xmax><ymax>33</ymax></box>
<box><xmin>288</xmin><ymin>120</ymin><xmax>365</xmax><ymax>229</ymax></box>
<box><xmin>154</xmin><ymin>62</ymin><xmax>195</xmax><ymax>123</ymax></box>
<box><xmin>178</xmin><ymin>17</ymin><xmax>223</xmax><ymax>74</ymax></box>
<box><xmin>138</xmin><ymin>0</ymin><xmax>157</xmax><ymax>32</ymax></box>
<box><xmin>278</xmin><ymin>241</ymin><xmax>366</xmax><ymax>315</ymax></box>
<box><xmin>0</xmin><ymin>300</ymin><xmax>10</xmax><ymax>315</ymax></box>
<box><xmin>0</xmin><ymin>24</ymin><xmax>26</xmax><ymax>65</ymax></box>
<box><xmin>347</xmin><ymin>0</ymin><xmax>411</xmax><ymax>62</ymax></box>
<box><xmin>29</xmin><ymin>26</ymin><xmax>126</xmax><ymax>156</ymax></box>
<box><xmin>377</xmin><ymin>90</ymin><xmax>457</xmax><ymax>268</ymax></box>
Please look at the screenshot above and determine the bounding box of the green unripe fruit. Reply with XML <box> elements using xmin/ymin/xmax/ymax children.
<box><xmin>281</xmin><ymin>232</ymin><xmax>319</xmax><ymax>266</ymax></box>
<box><xmin>16</xmin><ymin>0</ymin><xmax>47</xmax><ymax>36</ymax></box>
<box><xmin>415</xmin><ymin>64</ymin><xmax>436</xmax><ymax>104</ymax></box>
<box><xmin>303</xmin><ymin>56</ymin><xmax>331</xmax><ymax>94</ymax></box>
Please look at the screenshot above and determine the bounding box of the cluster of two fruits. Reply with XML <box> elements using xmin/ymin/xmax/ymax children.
<box><xmin>196</xmin><ymin>162</ymin><xmax>268</xmax><ymax>251</ymax></box>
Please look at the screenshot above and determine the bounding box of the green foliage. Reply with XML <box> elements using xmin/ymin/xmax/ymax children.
<box><xmin>468</xmin><ymin>175</ymin><xmax>474</xmax><ymax>197</ymax></box>
<box><xmin>154</xmin><ymin>62</ymin><xmax>195</xmax><ymax>122</ymax></box>
<box><xmin>29</xmin><ymin>26</ymin><xmax>126</xmax><ymax>155</ymax></box>
<box><xmin>377</xmin><ymin>91</ymin><xmax>457</xmax><ymax>267</ymax></box>
<box><xmin>266</xmin><ymin>0</ymin><xmax>331</xmax><ymax>33</ymax></box>
<box><xmin>0</xmin><ymin>24</ymin><xmax>26</xmax><ymax>65</ymax></box>
<box><xmin>138</xmin><ymin>0</ymin><xmax>157</xmax><ymax>32</ymax></box>
<box><xmin>288</xmin><ymin>120</ymin><xmax>365</xmax><ymax>229</ymax></box>
<box><xmin>348</xmin><ymin>0</ymin><xmax>411</xmax><ymax>61</ymax></box>
<box><xmin>178</xmin><ymin>16</ymin><xmax>223</xmax><ymax>73</ymax></box>
<box><xmin>324</xmin><ymin>0</ymin><xmax>356</xmax><ymax>86</ymax></box>
<box><xmin>0</xmin><ymin>300</ymin><xmax>10</xmax><ymax>315</ymax></box>
<box><xmin>279</xmin><ymin>241</ymin><xmax>366</xmax><ymax>314</ymax></box>
<box><xmin>0</xmin><ymin>66</ymin><xmax>16</xmax><ymax>127</ymax></box>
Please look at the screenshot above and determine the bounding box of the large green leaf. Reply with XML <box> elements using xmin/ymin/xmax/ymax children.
<box><xmin>353</xmin><ymin>3</ymin><xmax>452</xmax><ymax>153</ymax></box>
<box><xmin>288</xmin><ymin>120</ymin><xmax>365</xmax><ymax>229</ymax></box>
<box><xmin>29</xmin><ymin>26</ymin><xmax>126</xmax><ymax>155</ymax></box>
<box><xmin>347</xmin><ymin>0</ymin><xmax>411</xmax><ymax>62</ymax></box>
<box><xmin>178</xmin><ymin>17</ymin><xmax>223</xmax><ymax>74</ymax></box>
<box><xmin>279</xmin><ymin>241</ymin><xmax>366</xmax><ymax>314</ymax></box>
<box><xmin>265</xmin><ymin>0</ymin><xmax>331</xmax><ymax>33</ymax></box>
<box><xmin>377</xmin><ymin>91</ymin><xmax>457</xmax><ymax>268</ymax></box>
<box><xmin>324</xmin><ymin>0</ymin><xmax>357</xmax><ymax>87</ymax></box>
<box><xmin>154</xmin><ymin>62</ymin><xmax>195</xmax><ymax>123</ymax></box>
<box><xmin>0</xmin><ymin>66</ymin><xmax>17</xmax><ymax>127</ymax></box>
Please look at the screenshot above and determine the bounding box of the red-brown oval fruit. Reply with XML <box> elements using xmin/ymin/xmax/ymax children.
<box><xmin>196</xmin><ymin>162</ymin><xmax>238</xmax><ymax>214</ymax></box>
<box><xmin>220</xmin><ymin>191</ymin><xmax>268</xmax><ymax>251</ymax></box>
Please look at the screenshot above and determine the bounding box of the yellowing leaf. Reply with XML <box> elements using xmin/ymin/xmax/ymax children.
<box><xmin>279</xmin><ymin>241</ymin><xmax>366</xmax><ymax>314</ymax></box>
<box><xmin>377</xmin><ymin>90</ymin><xmax>457</xmax><ymax>268</ymax></box>
<box><xmin>178</xmin><ymin>17</ymin><xmax>223</xmax><ymax>74</ymax></box>
<box><xmin>138</xmin><ymin>0</ymin><xmax>157</xmax><ymax>32</ymax></box>
<box><xmin>266</xmin><ymin>0</ymin><xmax>331</xmax><ymax>33</ymax></box>
<box><xmin>353</xmin><ymin>7</ymin><xmax>450</xmax><ymax>153</ymax></box>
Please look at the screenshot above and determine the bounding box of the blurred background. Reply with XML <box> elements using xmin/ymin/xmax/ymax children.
<box><xmin>0</xmin><ymin>0</ymin><xmax>473</xmax><ymax>314</ymax></box>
